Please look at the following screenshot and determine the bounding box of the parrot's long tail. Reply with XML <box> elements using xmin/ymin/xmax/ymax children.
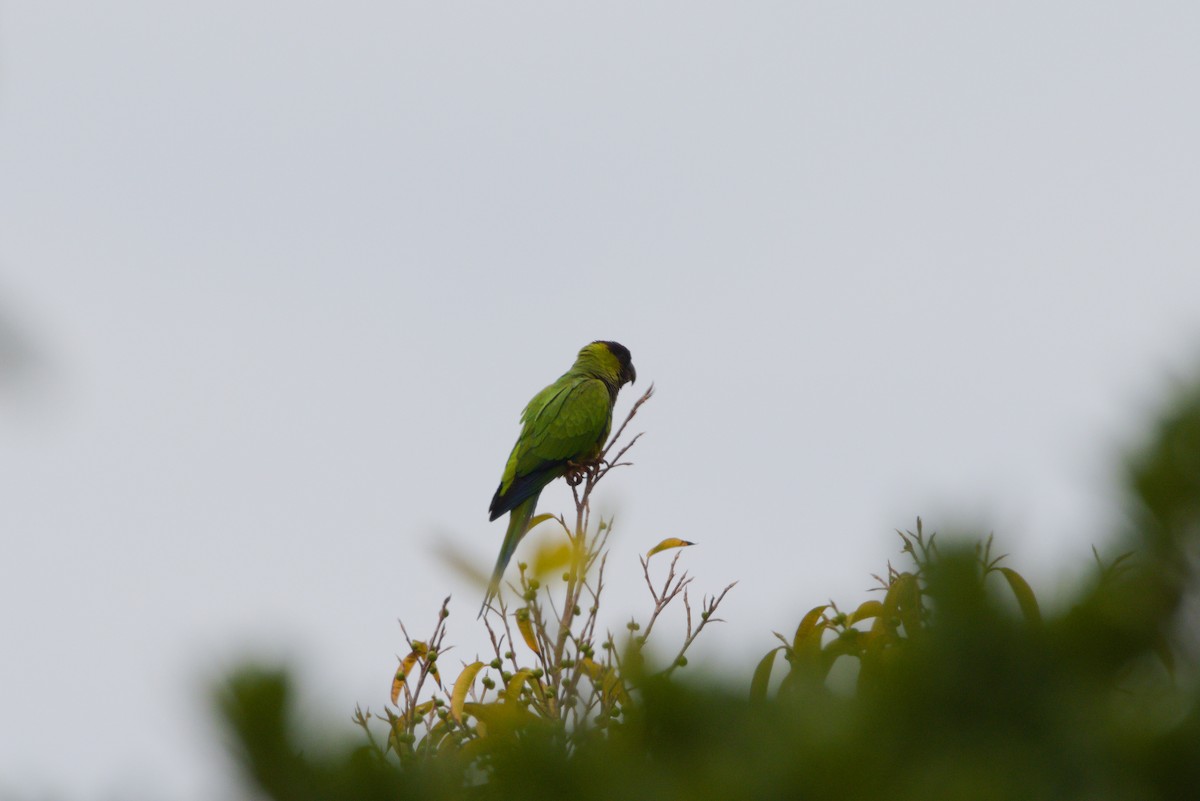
<box><xmin>479</xmin><ymin>494</ymin><xmax>539</xmax><ymax>618</ymax></box>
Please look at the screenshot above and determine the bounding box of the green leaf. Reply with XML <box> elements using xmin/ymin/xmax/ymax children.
<box><xmin>821</xmin><ymin>630</ymin><xmax>863</xmax><ymax>675</ymax></box>
<box><xmin>995</xmin><ymin>566</ymin><xmax>1042</xmax><ymax>626</ymax></box>
<box><xmin>750</xmin><ymin>647</ymin><xmax>784</xmax><ymax>702</ymax></box>
<box><xmin>884</xmin><ymin>573</ymin><xmax>922</xmax><ymax>635</ymax></box>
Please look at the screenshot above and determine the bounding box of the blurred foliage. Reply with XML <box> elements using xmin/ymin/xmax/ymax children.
<box><xmin>218</xmin><ymin>376</ymin><xmax>1200</xmax><ymax>800</ymax></box>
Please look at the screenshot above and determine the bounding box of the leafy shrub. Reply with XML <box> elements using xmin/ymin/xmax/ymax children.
<box><xmin>219</xmin><ymin>376</ymin><xmax>1200</xmax><ymax>800</ymax></box>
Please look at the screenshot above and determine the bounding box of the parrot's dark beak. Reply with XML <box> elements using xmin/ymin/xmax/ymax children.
<box><xmin>626</xmin><ymin>363</ymin><xmax>637</xmax><ymax>385</ymax></box>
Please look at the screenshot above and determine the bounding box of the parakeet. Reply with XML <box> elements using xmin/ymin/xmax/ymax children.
<box><xmin>481</xmin><ymin>341</ymin><xmax>636</xmax><ymax>616</ymax></box>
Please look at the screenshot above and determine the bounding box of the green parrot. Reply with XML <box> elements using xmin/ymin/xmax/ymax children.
<box><xmin>481</xmin><ymin>341</ymin><xmax>636</xmax><ymax>616</ymax></box>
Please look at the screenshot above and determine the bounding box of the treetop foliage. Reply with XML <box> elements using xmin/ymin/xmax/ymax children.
<box><xmin>219</xmin><ymin>376</ymin><xmax>1200</xmax><ymax>800</ymax></box>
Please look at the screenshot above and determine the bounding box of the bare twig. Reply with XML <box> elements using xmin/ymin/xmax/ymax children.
<box><xmin>661</xmin><ymin>581</ymin><xmax>737</xmax><ymax>677</ymax></box>
<box><xmin>601</xmin><ymin>384</ymin><xmax>655</xmax><ymax>463</ymax></box>
<box><xmin>639</xmin><ymin>552</ymin><xmax>693</xmax><ymax>642</ymax></box>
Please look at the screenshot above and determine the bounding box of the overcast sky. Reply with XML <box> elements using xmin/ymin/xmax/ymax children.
<box><xmin>2</xmin><ymin>3</ymin><xmax>1199</xmax><ymax>799</ymax></box>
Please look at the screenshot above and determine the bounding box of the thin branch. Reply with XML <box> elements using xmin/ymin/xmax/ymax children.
<box><xmin>638</xmin><ymin>552</ymin><xmax>692</xmax><ymax>643</ymax></box>
<box><xmin>602</xmin><ymin>384</ymin><xmax>655</xmax><ymax>462</ymax></box>
<box><xmin>661</xmin><ymin>582</ymin><xmax>737</xmax><ymax>677</ymax></box>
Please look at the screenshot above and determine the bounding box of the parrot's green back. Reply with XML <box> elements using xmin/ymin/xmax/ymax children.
<box><xmin>493</xmin><ymin>378</ymin><xmax>613</xmax><ymax>515</ymax></box>
<box><xmin>481</xmin><ymin>341</ymin><xmax>636</xmax><ymax>616</ymax></box>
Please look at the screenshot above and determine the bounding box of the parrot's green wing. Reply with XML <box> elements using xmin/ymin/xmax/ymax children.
<box><xmin>489</xmin><ymin>376</ymin><xmax>613</xmax><ymax>519</ymax></box>
<box><xmin>514</xmin><ymin>377</ymin><xmax>614</xmax><ymax>476</ymax></box>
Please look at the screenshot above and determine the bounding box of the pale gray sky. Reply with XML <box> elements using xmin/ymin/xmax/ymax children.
<box><xmin>2</xmin><ymin>3</ymin><xmax>1199</xmax><ymax>799</ymax></box>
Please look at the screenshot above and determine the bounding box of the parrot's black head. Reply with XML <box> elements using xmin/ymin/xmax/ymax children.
<box><xmin>596</xmin><ymin>340</ymin><xmax>636</xmax><ymax>387</ymax></box>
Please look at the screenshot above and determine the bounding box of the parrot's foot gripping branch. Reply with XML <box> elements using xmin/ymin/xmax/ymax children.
<box><xmin>564</xmin><ymin>458</ymin><xmax>606</xmax><ymax>486</ymax></box>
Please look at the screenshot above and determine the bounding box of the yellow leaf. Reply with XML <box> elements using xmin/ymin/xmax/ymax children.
<box><xmin>532</xmin><ymin>539</ymin><xmax>573</xmax><ymax>578</ymax></box>
<box><xmin>527</xmin><ymin>512</ymin><xmax>558</xmax><ymax>531</ymax></box>
<box><xmin>462</xmin><ymin>702</ymin><xmax>489</xmax><ymax>736</ymax></box>
<box><xmin>505</xmin><ymin>668</ymin><xmax>536</xmax><ymax>703</ymax></box>
<box><xmin>386</xmin><ymin>726</ymin><xmax>406</xmax><ymax>755</ymax></box>
<box><xmin>391</xmin><ymin>651</ymin><xmax>420</xmax><ymax>704</ymax></box>
<box><xmin>822</xmin><ymin>632</ymin><xmax>861</xmax><ymax>666</ymax></box>
<box><xmin>578</xmin><ymin>658</ymin><xmax>604</xmax><ymax>682</ymax></box>
<box><xmin>462</xmin><ymin>701</ymin><xmax>540</xmax><ymax>737</ymax></box>
<box><xmin>850</xmin><ymin>600</ymin><xmax>884</xmax><ymax>624</ymax></box>
<box><xmin>516</xmin><ymin>608</ymin><xmax>541</xmax><ymax>655</ymax></box>
<box><xmin>750</xmin><ymin>647</ymin><xmax>784</xmax><ymax>702</ymax></box>
<box><xmin>792</xmin><ymin>605</ymin><xmax>829</xmax><ymax>653</ymax></box>
<box><xmin>785</xmin><ymin>606</ymin><xmax>831</xmax><ymax>687</ymax></box>
<box><xmin>580</xmin><ymin>658</ymin><xmax>630</xmax><ymax>705</ymax></box>
<box><xmin>646</xmin><ymin>537</ymin><xmax>695</xmax><ymax>558</ymax></box>
<box><xmin>451</xmin><ymin>662</ymin><xmax>486</xmax><ymax>724</ymax></box>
